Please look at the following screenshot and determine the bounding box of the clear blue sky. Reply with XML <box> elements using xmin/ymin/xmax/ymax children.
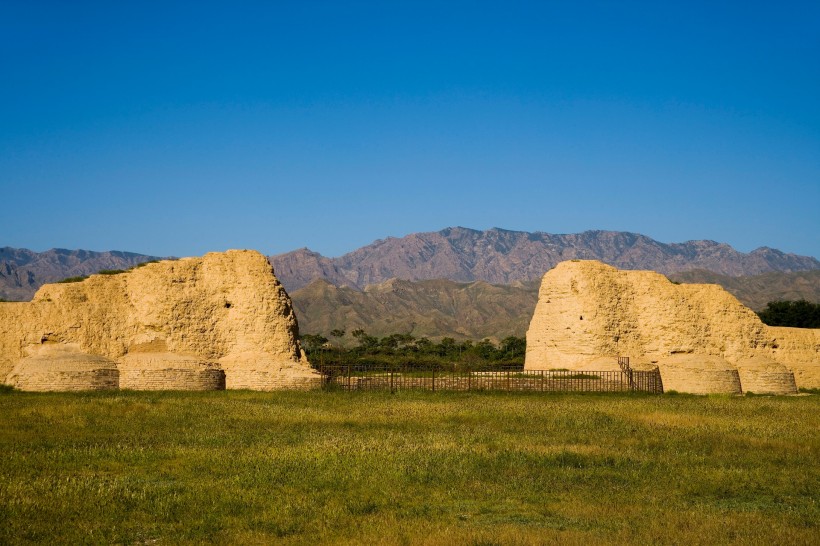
<box><xmin>2</xmin><ymin>1</ymin><xmax>818</xmax><ymax>259</ymax></box>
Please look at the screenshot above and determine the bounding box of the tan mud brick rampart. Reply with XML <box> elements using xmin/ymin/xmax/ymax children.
<box><xmin>0</xmin><ymin>250</ymin><xmax>319</xmax><ymax>391</ymax></box>
<box><xmin>735</xmin><ymin>356</ymin><xmax>798</xmax><ymax>395</ymax></box>
<box><xmin>219</xmin><ymin>353</ymin><xmax>322</xmax><ymax>390</ymax></box>
<box><xmin>118</xmin><ymin>353</ymin><xmax>225</xmax><ymax>391</ymax></box>
<box><xmin>6</xmin><ymin>344</ymin><xmax>119</xmax><ymax>392</ymax></box>
<box><xmin>525</xmin><ymin>260</ymin><xmax>819</xmax><ymax>392</ymax></box>
<box><xmin>657</xmin><ymin>355</ymin><xmax>742</xmax><ymax>394</ymax></box>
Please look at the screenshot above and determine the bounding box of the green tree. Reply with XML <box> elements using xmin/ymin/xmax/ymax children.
<box><xmin>471</xmin><ymin>339</ymin><xmax>498</xmax><ymax>360</ymax></box>
<box><xmin>758</xmin><ymin>300</ymin><xmax>820</xmax><ymax>328</ymax></box>
<box><xmin>414</xmin><ymin>337</ymin><xmax>434</xmax><ymax>353</ymax></box>
<box><xmin>352</xmin><ymin>329</ymin><xmax>378</xmax><ymax>352</ymax></box>
<box><xmin>300</xmin><ymin>334</ymin><xmax>328</xmax><ymax>353</ymax></box>
<box><xmin>499</xmin><ymin>336</ymin><xmax>526</xmax><ymax>359</ymax></box>
<box><xmin>438</xmin><ymin>337</ymin><xmax>457</xmax><ymax>358</ymax></box>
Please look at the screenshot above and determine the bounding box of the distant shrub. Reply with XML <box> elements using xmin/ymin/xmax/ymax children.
<box><xmin>0</xmin><ymin>384</ymin><xmax>15</xmax><ymax>394</ymax></box>
<box><xmin>53</xmin><ymin>261</ymin><xmax>161</xmax><ymax>284</ymax></box>
<box><xmin>57</xmin><ymin>276</ymin><xmax>88</xmax><ymax>283</ymax></box>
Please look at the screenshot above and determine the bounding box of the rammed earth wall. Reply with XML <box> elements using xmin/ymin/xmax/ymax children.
<box><xmin>525</xmin><ymin>260</ymin><xmax>819</xmax><ymax>392</ymax></box>
<box><xmin>0</xmin><ymin>250</ymin><xmax>319</xmax><ymax>391</ymax></box>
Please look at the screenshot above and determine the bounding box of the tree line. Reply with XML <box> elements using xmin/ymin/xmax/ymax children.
<box><xmin>757</xmin><ymin>300</ymin><xmax>820</xmax><ymax>329</ymax></box>
<box><xmin>300</xmin><ymin>329</ymin><xmax>526</xmax><ymax>370</ymax></box>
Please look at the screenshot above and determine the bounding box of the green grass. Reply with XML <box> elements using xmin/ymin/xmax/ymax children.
<box><xmin>0</xmin><ymin>390</ymin><xmax>818</xmax><ymax>545</ymax></box>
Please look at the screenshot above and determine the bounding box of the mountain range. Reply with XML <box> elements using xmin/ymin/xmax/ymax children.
<box><xmin>269</xmin><ymin>227</ymin><xmax>820</xmax><ymax>292</ymax></box>
<box><xmin>0</xmin><ymin>247</ymin><xmax>159</xmax><ymax>301</ymax></box>
<box><xmin>3</xmin><ymin>227</ymin><xmax>819</xmax><ymax>341</ymax></box>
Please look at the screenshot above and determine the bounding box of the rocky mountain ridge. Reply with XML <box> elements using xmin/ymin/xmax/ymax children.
<box><xmin>3</xmin><ymin>228</ymin><xmax>818</xmax><ymax>304</ymax></box>
<box><xmin>270</xmin><ymin>227</ymin><xmax>820</xmax><ymax>292</ymax></box>
<box><xmin>0</xmin><ymin>247</ymin><xmax>161</xmax><ymax>301</ymax></box>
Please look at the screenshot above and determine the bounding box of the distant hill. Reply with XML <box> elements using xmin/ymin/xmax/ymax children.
<box><xmin>291</xmin><ymin>278</ymin><xmax>540</xmax><ymax>342</ymax></box>
<box><xmin>271</xmin><ymin>227</ymin><xmax>820</xmax><ymax>292</ymax></box>
<box><xmin>0</xmin><ymin>247</ymin><xmax>160</xmax><ymax>301</ymax></box>
<box><xmin>292</xmin><ymin>270</ymin><xmax>820</xmax><ymax>341</ymax></box>
<box><xmin>667</xmin><ymin>269</ymin><xmax>820</xmax><ymax>312</ymax></box>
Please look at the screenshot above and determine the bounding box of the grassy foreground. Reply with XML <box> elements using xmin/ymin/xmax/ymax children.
<box><xmin>1</xmin><ymin>390</ymin><xmax>818</xmax><ymax>545</ymax></box>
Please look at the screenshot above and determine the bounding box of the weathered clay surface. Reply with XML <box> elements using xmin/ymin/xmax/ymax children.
<box><xmin>118</xmin><ymin>353</ymin><xmax>225</xmax><ymax>391</ymax></box>
<box><xmin>220</xmin><ymin>353</ymin><xmax>321</xmax><ymax>390</ymax></box>
<box><xmin>525</xmin><ymin>260</ymin><xmax>819</xmax><ymax>391</ymax></box>
<box><xmin>656</xmin><ymin>355</ymin><xmax>742</xmax><ymax>395</ymax></box>
<box><xmin>735</xmin><ymin>356</ymin><xmax>798</xmax><ymax>395</ymax></box>
<box><xmin>6</xmin><ymin>343</ymin><xmax>119</xmax><ymax>391</ymax></box>
<box><xmin>1</xmin><ymin>250</ymin><xmax>318</xmax><ymax>390</ymax></box>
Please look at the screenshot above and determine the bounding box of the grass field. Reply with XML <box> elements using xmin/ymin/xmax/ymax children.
<box><xmin>1</xmin><ymin>389</ymin><xmax>818</xmax><ymax>545</ymax></box>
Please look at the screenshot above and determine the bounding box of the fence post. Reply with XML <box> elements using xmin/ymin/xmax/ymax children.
<box><xmin>432</xmin><ymin>368</ymin><xmax>436</xmax><ymax>392</ymax></box>
<box><xmin>390</xmin><ymin>368</ymin><xmax>394</xmax><ymax>393</ymax></box>
<box><xmin>347</xmin><ymin>364</ymin><xmax>351</xmax><ymax>391</ymax></box>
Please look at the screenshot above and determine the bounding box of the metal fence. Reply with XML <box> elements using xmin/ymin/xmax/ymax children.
<box><xmin>318</xmin><ymin>363</ymin><xmax>664</xmax><ymax>394</ymax></box>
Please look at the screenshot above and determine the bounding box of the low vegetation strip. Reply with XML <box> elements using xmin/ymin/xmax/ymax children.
<box><xmin>1</xmin><ymin>390</ymin><xmax>818</xmax><ymax>544</ymax></box>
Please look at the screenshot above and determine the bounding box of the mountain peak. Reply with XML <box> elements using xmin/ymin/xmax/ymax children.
<box><xmin>270</xmin><ymin>228</ymin><xmax>820</xmax><ymax>292</ymax></box>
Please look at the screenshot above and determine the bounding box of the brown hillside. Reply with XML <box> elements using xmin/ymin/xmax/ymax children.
<box><xmin>668</xmin><ymin>269</ymin><xmax>820</xmax><ymax>311</ymax></box>
<box><xmin>291</xmin><ymin>278</ymin><xmax>539</xmax><ymax>342</ymax></box>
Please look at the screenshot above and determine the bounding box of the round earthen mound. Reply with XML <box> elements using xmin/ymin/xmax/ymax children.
<box><xmin>118</xmin><ymin>353</ymin><xmax>225</xmax><ymax>391</ymax></box>
<box><xmin>220</xmin><ymin>353</ymin><xmax>321</xmax><ymax>391</ymax></box>
<box><xmin>657</xmin><ymin>354</ymin><xmax>742</xmax><ymax>394</ymax></box>
<box><xmin>6</xmin><ymin>346</ymin><xmax>119</xmax><ymax>392</ymax></box>
<box><xmin>735</xmin><ymin>356</ymin><xmax>797</xmax><ymax>395</ymax></box>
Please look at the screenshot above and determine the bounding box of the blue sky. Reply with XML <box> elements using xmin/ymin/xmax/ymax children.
<box><xmin>2</xmin><ymin>1</ymin><xmax>818</xmax><ymax>259</ymax></box>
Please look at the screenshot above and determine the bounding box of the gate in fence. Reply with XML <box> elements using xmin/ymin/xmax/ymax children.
<box><xmin>319</xmin><ymin>361</ymin><xmax>664</xmax><ymax>394</ymax></box>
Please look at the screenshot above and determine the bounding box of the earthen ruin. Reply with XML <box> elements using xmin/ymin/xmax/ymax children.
<box><xmin>1</xmin><ymin>250</ymin><xmax>320</xmax><ymax>391</ymax></box>
<box><xmin>525</xmin><ymin>260</ymin><xmax>819</xmax><ymax>394</ymax></box>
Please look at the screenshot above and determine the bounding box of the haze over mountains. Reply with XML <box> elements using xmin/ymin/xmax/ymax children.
<box><xmin>269</xmin><ymin>227</ymin><xmax>820</xmax><ymax>292</ymax></box>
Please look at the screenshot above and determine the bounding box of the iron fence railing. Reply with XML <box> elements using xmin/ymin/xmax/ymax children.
<box><xmin>318</xmin><ymin>363</ymin><xmax>663</xmax><ymax>394</ymax></box>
